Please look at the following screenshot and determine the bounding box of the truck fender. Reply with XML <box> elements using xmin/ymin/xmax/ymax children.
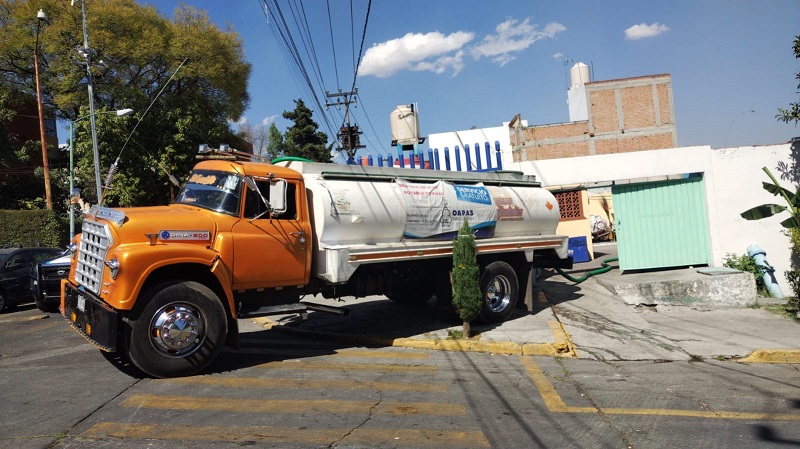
<box><xmin>106</xmin><ymin>244</ymin><xmax>228</xmax><ymax>311</ymax></box>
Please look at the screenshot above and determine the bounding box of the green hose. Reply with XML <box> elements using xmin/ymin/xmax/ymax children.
<box><xmin>271</xmin><ymin>156</ymin><xmax>314</xmax><ymax>163</ymax></box>
<box><xmin>555</xmin><ymin>257</ymin><xmax>619</xmax><ymax>284</ymax></box>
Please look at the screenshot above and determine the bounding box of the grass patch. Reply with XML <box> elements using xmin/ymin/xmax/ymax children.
<box><xmin>762</xmin><ymin>299</ymin><xmax>800</xmax><ymax>323</ymax></box>
<box><xmin>447</xmin><ymin>329</ymin><xmax>463</xmax><ymax>339</ymax></box>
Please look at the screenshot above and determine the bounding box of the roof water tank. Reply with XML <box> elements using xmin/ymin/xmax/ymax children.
<box><xmin>569</xmin><ymin>62</ymin><xmax>591</xmax><ymax>86</ymax></box>
<box><xmin>390</xmin><ymin>104</ymin><xmax>420</xmax><ymax>146</ymax></box>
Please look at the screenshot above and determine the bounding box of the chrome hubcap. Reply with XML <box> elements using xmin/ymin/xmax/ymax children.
<box><xmin>150</xmin><ymin>303</ymin><xmax>204</xmax><ymax>357</ymax></box>
<box><xmin>485</xmin><ymin>275</ymin><xmax>511</xmax><ymax>313</ymax></box>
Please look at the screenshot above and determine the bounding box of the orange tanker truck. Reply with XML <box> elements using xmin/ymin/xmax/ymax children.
<box><xmin>62</xmin><ymin>150</ymin><xmax>572</xmax><ymax>378</ymax></box>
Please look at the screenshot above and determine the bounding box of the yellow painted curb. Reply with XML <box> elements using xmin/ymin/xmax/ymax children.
<box><xmin>739</xmin><ymin>349</ymin><xmax>800</xmax><ymax>364</ymax></box>
<box><xmin>257</xmin><ymin>320</ymin><xmax>570</xmax><ymax>357</ymax></box>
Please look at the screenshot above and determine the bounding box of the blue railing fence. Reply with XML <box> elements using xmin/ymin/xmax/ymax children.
<box><xmin>357</xmin><ymin>141</ymin><xmax>503</xmax><ymax>172</ymax></box>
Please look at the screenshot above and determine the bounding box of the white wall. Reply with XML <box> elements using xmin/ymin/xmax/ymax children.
<box><xmin>427</xmin><ymin>121</ymin><xmax>522</xmax><ymax>171</ymax></box>
<box><xmin>503</xmin><ymin>144</ymin><xmax>795</xmax><ymax>296</ymax></box>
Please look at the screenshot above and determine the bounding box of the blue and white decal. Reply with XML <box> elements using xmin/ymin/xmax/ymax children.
<box><xmin>158</xmin><ymin>230</ymin><xmax>211</xmax><ymax>241</ymax></box>
<box><xmin>453</xmin><ymin>185</ymin><xmax>492</xmax><ymax>205</ymax></box>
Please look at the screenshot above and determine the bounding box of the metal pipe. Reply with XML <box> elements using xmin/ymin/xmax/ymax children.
<box><xmin>747</xmin><ymin>244</ymin><xmax>784</xmax><ymax>299</ymax></box>
<box><xmin>78</xmin><ymin>0</ymin><xmax>102</xmax><ymax>202</ymax></box>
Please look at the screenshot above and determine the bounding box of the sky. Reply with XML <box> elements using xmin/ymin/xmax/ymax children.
<box><xmin>128</xmin><ymin>0</ymin><xmax>799</xmax><ymax>163</ymax></box>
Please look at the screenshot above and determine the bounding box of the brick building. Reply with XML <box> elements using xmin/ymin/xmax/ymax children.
<box><xmin>2</xmin><ymin>100</ymin><xmax>59</xmax><ymax>178</ymax></box>
<box><xmin>511</xmin><ymin>66</ymin><xmax>676</xmax><ymax>162</ymax></box>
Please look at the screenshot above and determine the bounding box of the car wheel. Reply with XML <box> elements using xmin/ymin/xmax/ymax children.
<box><xmin>35</xmin><ymin>299</ymin><xmax>59</xmax><ymax>313</ymax></box>
<box><xmin>0</xmin><ymin>291</ymin><xmax>6</xmax><ymax>313</ymax></box>
<box><xmin>127</xmin><ymin>281</ymin><xmax>227</xmax><ymax>378</ymax></box>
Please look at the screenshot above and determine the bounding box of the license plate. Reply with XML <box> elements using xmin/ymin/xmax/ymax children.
<box><xmin>77</xmin><ymin>295</ymin><xmax>86</xmax><ymax>313</ymax></box>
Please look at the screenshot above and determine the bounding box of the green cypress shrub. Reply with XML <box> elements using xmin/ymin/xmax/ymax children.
<box><xmin>451</xmin><ymin>219</ymin><xmax>482</xmax><ymax>337</ymax></box>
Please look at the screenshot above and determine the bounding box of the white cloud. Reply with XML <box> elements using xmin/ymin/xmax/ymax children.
<box><xmin>412</xmin><ymin>50</ymin><xmax>466</xmax><ymax>76</ymax></box>
<box><xmin>359</xmin><ymin>31</ymin><xmax>475</xmax><ymax>78</ymax></box>
<box><xmin>552</xmin><ymin>52</ymin><xmax>564</xmax><ymax>59</ymax></box>
<box><xmin>358</xmin><ymin>17</ymin><xmax>566</xmax><ymax>78</ymax></box>
<box><xmin>261</xmin><ymin>115</ymin><xmax>279</xmax><ymax>126</ymax></box>
<box><xmin>471</xmin><ymin>18</ymin><xmax>566</xmax><ymax>66</ymax></box>
<box><xmin>624</xmin><ymin>22</ymin><xmax>670</xmax><ymax>40</ymax></box>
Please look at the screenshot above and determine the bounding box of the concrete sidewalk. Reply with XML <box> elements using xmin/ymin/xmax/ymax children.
<box><xmin>255</xmin><ymin>243</ymin><xmax>800</xmax><ymax>364</ymax></box>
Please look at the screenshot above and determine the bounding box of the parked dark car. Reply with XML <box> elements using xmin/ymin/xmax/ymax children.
<box><xmin>0</xmin><ymin>247</ymin><xmax>63</xmax><ymax>312</ymax></box>
<box><xmin>30</xmin><ymin>252</ymin><xmax>71</xmax><ymax>313</ymax></box>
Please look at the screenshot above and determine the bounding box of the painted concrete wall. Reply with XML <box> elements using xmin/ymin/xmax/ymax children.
<box><xmin>503</xmin><ymin>144</ymin><xmax>795</xmax><ymax>296</ymax></box>
<box><xmin>427</xmin><ymin>121</ymin><xmax>520</xmax><ymax>172</ymax></box>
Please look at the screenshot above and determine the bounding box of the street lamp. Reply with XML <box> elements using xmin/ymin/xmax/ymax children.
<box><xmin>69</xmin><ymin>108</ymin><xmax>134</xmax><ymax>239</ymax></box>
<box><xmin>34</xmin><ymin>9</ymin><xmax>53</xmax><ymax>210</ymax></box>
<box><xmin>71</xmin><ymin>0</ymin><xmax>104</xmax><ymax>203</ymax></box>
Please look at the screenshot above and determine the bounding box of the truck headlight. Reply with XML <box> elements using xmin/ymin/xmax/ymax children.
<box><xmin>105</xmin><ymin>258</ymin><xmax>120</xmax><ymax>280</ymax></box>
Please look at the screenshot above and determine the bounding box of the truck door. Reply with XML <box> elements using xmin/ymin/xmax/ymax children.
<box><xmin>231</xmin><ymin>179</ymin><xmax>309</xmax><ymax>290</ymax></box>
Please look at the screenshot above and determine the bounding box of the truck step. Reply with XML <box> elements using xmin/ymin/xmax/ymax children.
<box><xmin>238</xmin><ymin>302</ymin><xmax>349</xmax><ymax>319</ymax></box>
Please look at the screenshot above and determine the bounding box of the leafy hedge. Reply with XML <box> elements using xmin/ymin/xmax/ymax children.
<box><xmin>0</xmin><ymin>210</ymin><xmax>68</xmax><ymax>248</ymax></box>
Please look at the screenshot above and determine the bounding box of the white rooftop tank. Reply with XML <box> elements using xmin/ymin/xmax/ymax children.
<box><xmin>569</xmin><ymin>62</ymin><xmax>591</xmax><ymax>86</ymax></box>
<box><xmin>390</xmin><ymin>104</ymin><xmax>420</xmax><ymax>146</ymax></box>
<box><xmin>568</xmin><ymin>62</ymin><xmax>591</xmax><ymax>121</ymax></box>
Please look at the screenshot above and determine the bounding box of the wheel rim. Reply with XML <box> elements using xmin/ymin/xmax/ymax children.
<box><xmin>485</xmin><ymin>275</ymin><xmax>511</xmax><ymax>313</ymax></box>
<box><xmin>149</xmin><ymin>302</ymin><xmax>205</xmax><ymax>357</ymax></box>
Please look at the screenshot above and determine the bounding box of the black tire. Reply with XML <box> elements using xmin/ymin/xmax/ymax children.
<box><xmin>0</xmin><ymin>291</ymin><xmax>6</xmax><ymax>313</ymax></box>
<box><xmin>35</xmin><ymin>299</ymin><xmax>59</xmax><ymax>313</ymax></box>
<box><xmin>127</xmin><ymin>281</ymin><xmax>227</xmax><ymax>378</ymax></box>
<box><xmin>478</xmin><ymin>261</ymin><xmax>519</xmax><ymax>324</ymax></box>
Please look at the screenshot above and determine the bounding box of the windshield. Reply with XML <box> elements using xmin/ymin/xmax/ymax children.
<box><xmin>175</xmin><ymin>170</ymin><xmax>242</xmax><ymax>216</ymax></box>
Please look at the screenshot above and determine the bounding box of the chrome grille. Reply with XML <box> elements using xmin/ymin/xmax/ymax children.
<box><xmin>41</xmin><ymin>265</ymin><xmax>69</xmax><ymax>280</ymax></box>
<box><xmin>75</xmin><ymin>219</ymin><xmax>113</xmax><ymax>295</ymax></box>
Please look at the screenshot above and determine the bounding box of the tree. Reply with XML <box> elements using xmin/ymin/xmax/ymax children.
<box><xmin>238</xmin><ymin>120</ymin><xmax>270</xmax><ymax>159</ymax></box>
<box><xmin>266</xmin><ymin>122</ymin><xmax>284</xmax><ymax>161</ymax></box>
<box><xmin>741</xmin><ymin>166</ymin><xmax>800</xmax><ymax>229</ymax></box>
<box><xmin>451</xmin><ymin>220</ymin><xmax>482</xmax><ymax>337</ymax></box>
<box><xmin>777</xmin><ymin>35</ymin><xmax>800</xmax><ymax>125</ymax></box>
<box><xmin>0</xmin><ymin>0</ymin><xmax>251</xmax><ymax>207</ymax></box>
<box><xmin>282</xmin><ymin>99</ymin><xmax>331</xmax><ymax>162</ymax></box>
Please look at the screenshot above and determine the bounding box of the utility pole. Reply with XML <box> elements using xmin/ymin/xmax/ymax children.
<box><xmin>325</xmin><ymin>89</ymin><xmax>365</xmax><ymax>164</ymax></box>
<box><xmin>34</xmin><ymin>9</ymin><xmax>52</xmax><ymax>210</ymax></box>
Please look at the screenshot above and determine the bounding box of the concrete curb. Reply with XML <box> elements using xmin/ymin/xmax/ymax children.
<box><xmin>252</xmin><ymin>317</ymin><xmax>576</xmax><ymax>358</ymax></box>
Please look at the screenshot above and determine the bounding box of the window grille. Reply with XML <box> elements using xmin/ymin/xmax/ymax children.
<box><xmin>554</xmin><ymin>190</ymin><xmax>584</xmax><ymax>220</ymax></box>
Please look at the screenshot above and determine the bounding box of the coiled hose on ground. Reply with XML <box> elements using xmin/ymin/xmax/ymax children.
<box><xmin>555</xmin><ymin>257</ymin><xmax>619</xmax><ymax>284</ymax></box>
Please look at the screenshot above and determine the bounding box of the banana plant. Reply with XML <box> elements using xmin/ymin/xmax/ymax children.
<box><xmin>741</xmin><ymin>167</ymin><xmax>800</xmax><ymax>229</ymax></box>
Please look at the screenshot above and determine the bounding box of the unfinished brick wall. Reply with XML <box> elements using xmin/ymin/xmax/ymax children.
<box><xmin>521</xmin><ymin>141</ymin><xmax>590</xmax><ymax>161</ymax></box>
<box><xmin>594</xmin><ymin>133</ymin><xmax>674</xmax><ymax>155</ymax></box>
<box><xmin>514</xmin><ymin>74</ymin><xmax>676</xmax><ymax>161</ymax></box>
<box><xmin>589</xmin><ymin>90</ymin><xmax>618</xmax><ymax>133</ymax></box>
<box><xmin>621</xmin><ymin>85</ymin><xmax>657</xmax><ymax>129</ymax></box>
<box><xmin>522</xmin><ymin>122</ymin><xmax>588</xmax><ymax>141</ymax></box>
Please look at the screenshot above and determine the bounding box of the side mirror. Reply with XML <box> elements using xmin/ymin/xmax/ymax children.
<box><xmin>269</xmin><ymin>179</ymin><xmax>287</xmax><ymax>214</ymax></box>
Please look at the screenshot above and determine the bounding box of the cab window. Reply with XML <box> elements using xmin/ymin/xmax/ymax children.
<box><xmin>244</xmin><ymin>181</ymin><xmax>298</xmax><ymax>220</ymax></box>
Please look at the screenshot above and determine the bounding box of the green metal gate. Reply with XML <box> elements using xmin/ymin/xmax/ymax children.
<box><xmin>612</xmin><ymin>176</ymin><xmax>711</xmax><ymax>272</ymax></box>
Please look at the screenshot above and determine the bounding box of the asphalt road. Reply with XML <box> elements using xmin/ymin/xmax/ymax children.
<box><xmin>0</xmin><ymin>305</ymin><xmax>798</xmax><ymax>448</ymax></box>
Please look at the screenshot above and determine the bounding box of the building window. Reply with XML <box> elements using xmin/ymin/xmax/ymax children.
<box><xmin>553</xmin><ymin>190</ymin><xmax>584</xmax><ymax>221</ymax></box>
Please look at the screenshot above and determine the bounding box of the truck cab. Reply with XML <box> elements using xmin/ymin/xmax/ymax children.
<box><xmin>62</xmin><ymin>160</ymin><xmax>310</xmax><ymax>377</ymax></box>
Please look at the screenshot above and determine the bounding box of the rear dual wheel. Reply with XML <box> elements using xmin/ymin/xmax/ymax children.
<box><xmin>478</xmin><ymin>261</ymin><xmax>519</xmax><ymax>324</ymax></box>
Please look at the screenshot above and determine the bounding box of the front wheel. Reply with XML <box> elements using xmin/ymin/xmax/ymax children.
<box><xmin>127</xmin><ymin>281</ymin><xmax>227</xmax><ymax>378</ymax></box>
<box><xmin>478</xmin><ymin>261</ymin><xmax>519</xmax><ymax>324</ymax></box>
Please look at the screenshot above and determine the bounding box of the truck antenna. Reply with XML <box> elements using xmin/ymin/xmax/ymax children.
<box><xmin>99</xmin><ymin>58</ymin><xmax>188</xmax><ymax>205</ymax></box>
